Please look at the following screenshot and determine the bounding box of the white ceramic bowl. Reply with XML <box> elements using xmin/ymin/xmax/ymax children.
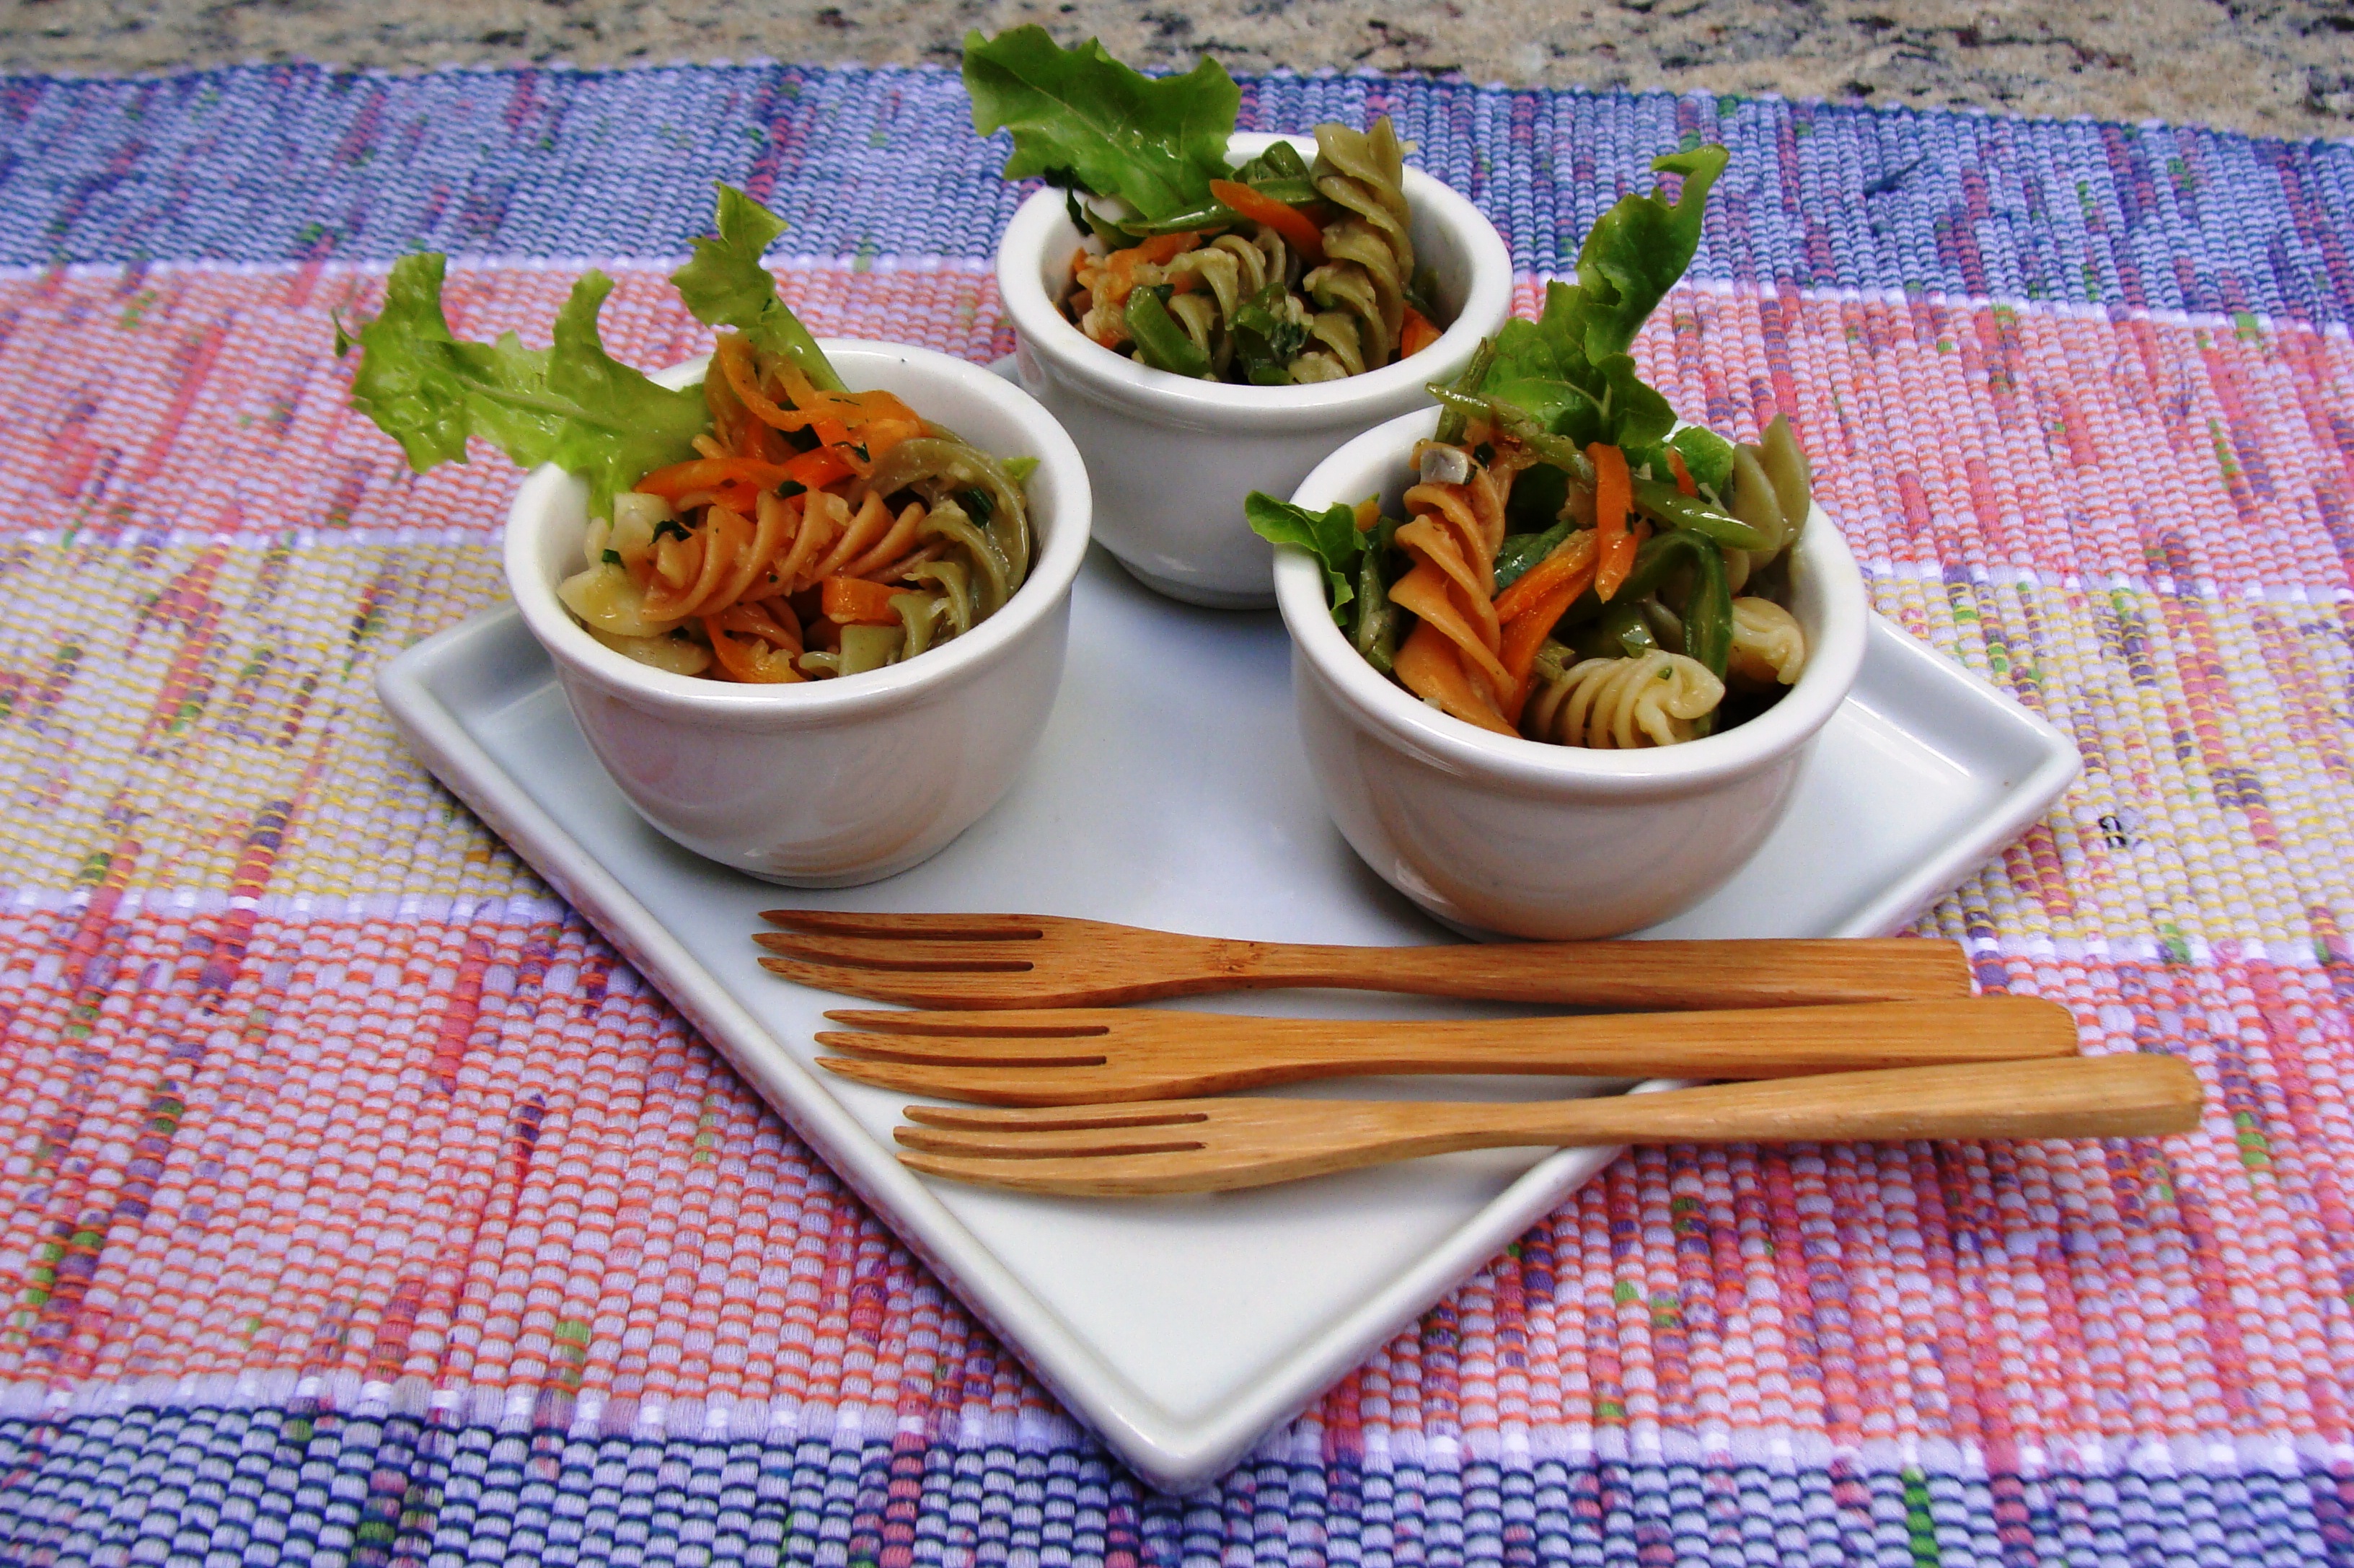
<box><xmin>997</xmin><ymin>133</ymin><xmax>1514</xmax><ymax>609</ymax></box>
<box><xmin>503</xmin><ymin>340</ymin><xmax>1092</xmax><ymax>887</ymax></box>
<box><xmin>1274</xmin><ymin>408</ymin><xmax>1870</xmax><ymax>938</ymax></box>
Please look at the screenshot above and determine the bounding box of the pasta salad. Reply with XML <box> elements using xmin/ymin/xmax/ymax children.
<box><xmin>965</xmin><ymin>28</ymin><xmax>1445</xmax><ymax>384</ymax></box>
<box><xmin>1251</xmin><ymin>144</ymin><xmax>1815</xmax><ymax>749</ymax></box>
<box><xmin>340</xmin><ymin>188</ymin><xmax>1033</xmax><ymax>684</ymax></box>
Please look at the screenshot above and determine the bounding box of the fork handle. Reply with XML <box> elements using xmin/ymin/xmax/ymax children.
<box><xmin>1222</xmin><ymin>937</ymin><xmax>1969</xmax><ymax>1008</ymax></box>
<box><xmin>1410</xmin><ymin>1054</ymin><xmax>2204</xmax><ymax>1153</ymax></box>
<box><xmin>1230</xmin><ymin>995</ymin><xmax>2075</xmax><ymax>1080</ymax></box>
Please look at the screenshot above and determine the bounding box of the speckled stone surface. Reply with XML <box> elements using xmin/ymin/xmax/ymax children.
<box><xmin>2</xmin><ymin>0</ymin><xmax>2349</xmax><ymax>141</ymax></box>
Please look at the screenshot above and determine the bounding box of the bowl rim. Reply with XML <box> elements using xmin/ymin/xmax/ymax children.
<box><xmin>1272</xmin><ymin>406</ymin><xmax>1871</xmax><ymax>797</ymax></box>
<box><xmin>503</xmin><ymin>338</ymin><xmax>1093</xmax><ymax>721</ymax></box>
<box><xmin>995</xmin><ymin>131</ymin><xmax>1517</xmax><ymax>430</ymax></box>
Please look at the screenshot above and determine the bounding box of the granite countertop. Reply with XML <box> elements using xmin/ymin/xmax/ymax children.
<box><xmin>2</xmin><ymin>0</ymin><xmax>2348</xmax><ymax>141</ymax></box>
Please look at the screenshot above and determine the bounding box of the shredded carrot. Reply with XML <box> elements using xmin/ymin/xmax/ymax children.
<box><xmin>1208</xmin><ymin>180</ymin><xmax>1326</xmax><ymax>264</ymax></box>
<box><xmin>635</xmin><ymin>456</ymin><xmax>797</xmax><ymax>503</ymax></box>
<box><xmin>820</xmin><ymin>576</ymin><xmax>902</xmax><ymax>625</ymax></box>
<box><xmin>1665</xmin><ymin>446</ymin><xmax>1697</xmax><ymax>497</ymax></box>
<box><xmin>1590</xmin><ymin>442</ymin><xmax>1635</xmax><ymax>602</ymax></box>
<box><xmin>1399</xmin><ymin>305</ymin><xmax>1442</xmax><ymax>358</ymax></box>
<box><xmin>784</xmin><ymin>445</ymin><xmax>860</xmax><ymax>492</ymax></box>
<box><xmin>1491</xmin><ymin>531</ymin><xmax>1598</xmax><ymax>626</ymax></box>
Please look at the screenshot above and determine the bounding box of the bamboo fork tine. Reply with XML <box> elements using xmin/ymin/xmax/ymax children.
<box><xmin>756</xmin><ymin>910</ymin><xmax>1977</xmax><ymax>1010</ymax></box>
<box><xmin>756</xmin><ymin>933</ymin><xmax>1038</xmax><ymax>973</ymax></box>
<box><xmin>814</xmin><ymin>997</ymin><xmax>2081</xmax><ymax>1106</ymax></box>
<box><xmin>892</xmin><ymin>1055</ymin><xmax>2205</xmax><ymax>1197</ymax></box>
<box><xmin>822</xmin><ymin>1008</ymin><xmax>1114</xmax><ymax>1038</ymax></box>
<box><xmin>761</xmin><ymin>910</ymin><xmax>1049</xmax><ymax>938</ymax></box>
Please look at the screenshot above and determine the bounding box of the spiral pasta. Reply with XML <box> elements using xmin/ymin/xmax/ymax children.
<box><xmin>1522</xmin><ymin>652</ymin><xmax>1727</xmax><ymax>749</ymax></box>
<box><xmin>1059</xmin><ymin>116</ymin><xmax>1440</xmax><ymax>384</ymax></box>
<box><xmin>1297</xmin><ymin>120</ymin><xmax>1414</xmax><ymax>381</ymax></box>
<box><xmin>1387</xmin><ymin>441</ymin><xmax>1515</xmax><ymax>733</ymax></box>
<box><xmin>1726</xmin><ymin>596</ymin><xmax>1807</xmax><ymax>688</ymax></box>
<box><xmin>1160</xmin><ymin>230</ymin><xmax>1302</xmax><ymax>377</ymax></box>
<box><xmin>557</xmin><ymin>331</ymin><xmax>1031</xmax><ymax>684</ymax></box>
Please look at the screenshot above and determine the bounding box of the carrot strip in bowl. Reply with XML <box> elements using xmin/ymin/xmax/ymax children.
<box><xmin>1590</xmin><ymin>442</ymin><xmax>1635</xmax><ymax>601</ymax></box>
<box><xmin>1209</xmin><ymin>180</ymin><xmax>1326</xmax><ymax>264</ymax></box>
<box><xmin>1399</xmin><ymin>306</ymin><xmax>1442</xmax><ymax>358</ymax></box>
<box><xmin>1491</xmin><ymin>530</ymin><xmax>1597</xmax><ymax>627</ymax></box>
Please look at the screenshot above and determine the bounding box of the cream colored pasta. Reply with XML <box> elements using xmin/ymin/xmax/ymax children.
<box><xmin>1522</xmin><ymin>651</ymin><xmax>1727</xmax><ymax>749</ymax></box>
<box><xmin>1726</xmin><ymin>596</ymin><xmax>1807</xmax><ymax>688</ymax></box>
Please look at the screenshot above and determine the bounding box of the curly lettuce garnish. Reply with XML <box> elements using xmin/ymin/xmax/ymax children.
<box><xmin>671</xmin><ymin>183</ymin><xmax>847</xmax><ymax>394</ymax></box>
<box><xmin>962</xmin><ymin>27</ymin><xmax>1241</xmax><ymax>224</ymax></box>
<box><xmin>1483</xmin><ymin>146</ymin><xmax>1733</xmax><ymax>485</ymax></box>
<box><xmin>337</xmin><ymin>185</ymin><xmax>832</xmax><ymax>516</ymax></box>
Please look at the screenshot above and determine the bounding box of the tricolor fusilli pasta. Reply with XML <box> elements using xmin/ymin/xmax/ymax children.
<box><xmin>1060</xmin><ymin>118</ymin><xmax>1444</xmax><ymax>385</ymax></box>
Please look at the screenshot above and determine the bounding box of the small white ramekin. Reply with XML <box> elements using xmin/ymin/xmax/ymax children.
<box><xmin>996</xmin><ymin>133</ymin><xmax>1515</xmax><ymax>609</ymax></box>
<box><xmin>503</xmin><ymin>341</ymin><xmax>1092</xmax><ymax>887</ymax></box>
<box><xmin>1274</xmin><ymin>408</ymin><xmax>1869</xmax><ymax>938</ymax></box>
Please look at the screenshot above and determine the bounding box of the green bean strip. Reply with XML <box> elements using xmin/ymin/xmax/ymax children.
<box><xmin>1352</xmin><ymin>519</ymin><xmax>1401</xmax><ymax>674</ymax></box>
<box><xmin>1566</xmin><ymin>600</ymin><xmax>1660</xmax><ymax>661</ymax></box>
<box><xmin>1130</xmin><ymin>201</ymin><xmax>1244</xmax><ymax>236</ymax></box>
<box><xmin>1631</xmin><ymin>476</ymin><xmax>1766</xmax><ymax>551</ymax></box>
<box><xmin>1554</xmin><ymin>529</ymin><xmax>1733</xmax><ymax>680</ymax></box>
<box><xmin>1426</xmin><ymin>386</ymin><xmax>1603</xmax><ymax>485</ymax></box>
<box><xmin>1429</xmin><ymin>343</ymin><xmax>1497</xmax><ymax>446</ymax></box>
<box><xmin>1125</xmin><ymin>289</ymin><xmax>1212</xmax><ymax>377</ymax></box>
<box><xmin>1493</xmin><ymin>518</ymin><xmax>1576</xmax><ymax>592</ymax></box>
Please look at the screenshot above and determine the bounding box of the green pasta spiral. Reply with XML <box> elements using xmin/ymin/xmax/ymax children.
<box><xmin>1059</xmin><ymin>116</ymin><xmax>1432</xmax><ymax>385</ymax></box>
<box><xmin>1297</xmin><ymin>120</ymin><xmax>1415</xmax><ymax>380</ymax></box>
<box><xmin>1160</xmin><ymin>229</ymin><xmax>1307</xmax><ymax>378</ymax></box>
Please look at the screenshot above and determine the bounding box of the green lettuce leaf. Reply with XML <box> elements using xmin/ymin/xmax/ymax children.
<box><xmin>340</xmin><ymin>254</ymin><xmax>708</xmax><ymax>516</ymax></box>
<box><xmin>670</xmin><ymin>183</ymin><xmax>847</xmax><ymax>392</ymax></box>
<box><xmin>1486</xmin><ymin>145</ymin><xmax>1729</xmax><ymax>455</ymax></box>
<box><xmin>1564</xmin><ymin>144</ymin><xmax>1727</xmax><ymax>363</ymax></box>
<box><xmin>1245</xmin><ymin>492</ymin><xmax>1363</xmax><ymax>621</ymax></box>
<box><xmin>963</xmin><ymin>26</ymin><xmax>1239</xmax><ymax>222</ymax></box>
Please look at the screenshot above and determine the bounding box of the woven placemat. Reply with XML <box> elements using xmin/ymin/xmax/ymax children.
<box><xmin>0</xmin><ymin>63</ymin><xmax>2348</xmax><ymax>1564</ymax></box>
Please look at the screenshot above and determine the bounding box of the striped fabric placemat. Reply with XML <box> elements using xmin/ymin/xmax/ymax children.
<box><xmin>0</xmin><ymin>61</ymin><xmax>2348</xmax><ymax>1564</ymax></box>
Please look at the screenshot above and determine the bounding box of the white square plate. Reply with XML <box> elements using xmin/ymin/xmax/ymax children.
<box><xmin>378</xmin><ymin>545</ymin><xmax>2076</xmax><ymax>1492</ymax></box>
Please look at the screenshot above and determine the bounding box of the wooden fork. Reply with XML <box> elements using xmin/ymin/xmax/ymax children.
<box><xmin>816</xmin><ymin>996</ymin><xmax>2077</xmax><ymax>1105</ymax></box>
<box><xmin>757</xmin><ymin>909</ymin><xmax>1972</xmax><ymax>1010</ymax></box>
<box><xmin>893</xmin><ymin>1054</ymin><xmax>2205</xmax><ymax>1197</ymax></box>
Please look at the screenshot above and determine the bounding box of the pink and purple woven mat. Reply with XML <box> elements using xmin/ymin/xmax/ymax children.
<box><xmin>0</xmin><ymin>61</ymin><xmax>2349</xmax><ymax>1565</ymax></box>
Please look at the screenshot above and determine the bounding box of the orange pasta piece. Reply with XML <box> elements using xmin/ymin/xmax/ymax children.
<box><xmin>1394</xmin><ymin>622</ymin><xmax>1513</xmax><ymax>734</ymax></box>
<box><xmin>839</xmin><ymin>502</ymin><xmax>927</xmax><ymax>581</ymax></box>
<box><xmin>812</xmin><ymin>492</ymin><xmax>895</xmax><ymax>579</ymax></box>
<box><xmin>644</xmin><ymin>505</ymin><xmax>752</xmax><ymax>620</ymax></box>
<box><xmin>718</xmin><ymin>599</ymin><xmax>803</xmax><ymax>652</ymax></box>
<box><xmin>1388</xmin><ymin>561</ymin><xmax>1513</xmax><ymax>700</ymax></box>
<box><xmin>704</xmin><ymin>617</ymin><xmax>805</xmax><ymax>682</ymax></box>
<box><xmin>770</xmin><ymin>490</ymin><xmax>839</xmax><ymax>591</ymax></box>
<box><xmin>1394</xmin><ymin>516</ymin><xmax>1502</xmax><ymax>651</ymax></box>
